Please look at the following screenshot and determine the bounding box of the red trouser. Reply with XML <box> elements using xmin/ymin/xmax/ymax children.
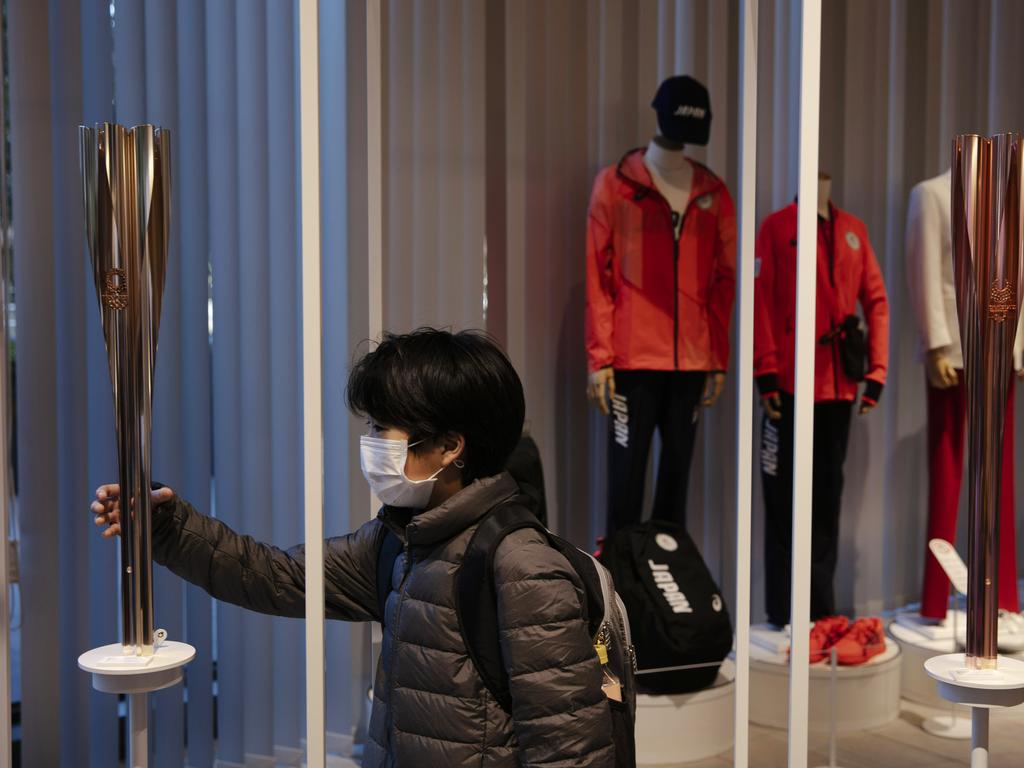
<box><xmin>921</xmin><ymin>377</ymin><xmax>1019</xmax><ymax>619</ymax></box>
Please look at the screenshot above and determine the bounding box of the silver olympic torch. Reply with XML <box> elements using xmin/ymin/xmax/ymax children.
<box><xmin>952</xmin><ymin>133</ymin><xmax>1024</xmax><ymax>670</ymax></box>
<box><xmin>80</xmin><ymin>123</ymin><xmax>169</xmax><ymax>656</ymax></box>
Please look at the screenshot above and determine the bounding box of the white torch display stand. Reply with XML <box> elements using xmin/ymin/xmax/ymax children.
<box><xmin>924</xmin><ymin>654</ymin><xmax>1024</xmax><ymax>768</ymax></box>
<box><xmin>78</xmin><ymin>632</ymin><xmax>195</xmax><ymax>768</ymax></box>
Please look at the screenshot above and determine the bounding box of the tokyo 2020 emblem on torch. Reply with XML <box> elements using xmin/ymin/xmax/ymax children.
<box><xmin>952</xmin><ymin>133</ymin><xmax>1024</xmax><ymax>670</ymax></box>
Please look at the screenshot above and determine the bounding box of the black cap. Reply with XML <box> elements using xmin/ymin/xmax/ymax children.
<box><xmin>651</xmin><ymin>75</ymin><xmax>712</xmax><ymax>146</ymax></box>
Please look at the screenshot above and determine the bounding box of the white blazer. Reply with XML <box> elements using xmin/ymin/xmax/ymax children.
<box><xmin>905</xmin><ymin>170</ymin><xmax>1023</xmax><ymax>371</ymax></box>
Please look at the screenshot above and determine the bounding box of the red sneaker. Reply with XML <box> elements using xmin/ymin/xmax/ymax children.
<box><xmin>833</xmin><ymin>617</ymin><xmax>886</xmax><ymax>665</ymax></box>
<box><xmin>808</xmin><ymin>616</ymin><xmax>849</xmax><ymax>663</ymax></box>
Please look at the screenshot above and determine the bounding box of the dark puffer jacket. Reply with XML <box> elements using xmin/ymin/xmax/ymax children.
<box><xmin>151</xmin><ymin>472</ymin><xmax>615</xmax><ymax>767</ymax></box>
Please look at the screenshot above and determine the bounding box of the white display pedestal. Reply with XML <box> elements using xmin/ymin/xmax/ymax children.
<box><xmin>748</xmin><ymin>628</ymin><xmax>901</xmax><ymax>733</ymax></box>
<box><xmin>889</xmin><ymin>620</ymin><xmax>969</xmax><ymax>713</ymax></box>
<box><xmin>79</xmin><ymin>640</ymin><xmax>195</xmax><ymax>768</ymax></box>
<box><xmin>634</xmin><ymin>659</ymin><xmax>735</xmax><ymax>767</ymax></box>
<box><xmin>925</xmin><ymin>653</ymin><xmax>1024</xmax><ymax>768</ymax></box>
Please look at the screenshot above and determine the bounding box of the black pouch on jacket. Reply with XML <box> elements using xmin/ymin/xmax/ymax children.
<box><xmin>821</xmin><ymin>315</ymin><xmax>867</xmax><ymax>382</ymax></box>
<box><xmin>836</xmin><ymin>315</ymin><xmax>867</xmax><ymax>382</ymax></box>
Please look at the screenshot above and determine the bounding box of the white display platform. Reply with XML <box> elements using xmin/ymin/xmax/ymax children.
<box><xmin>925</xmin><ymin>653</ymin><xmax>1024</xmax><ymax>709</ymax></box>
<box><xmin>895</xmin><ymin>610</ymin><xmax>966</xmax><ymax>641</ymax></box>
<box><xmin>635</xmin><ymin>659</ymin><xmax>735</xmax><ymax>767</ymax></box>
<box><xmin>888</xmin><ymin>620</ymin><xmax>968</xmax><ymax>712</ymax></box>
<box><xmin>747</xmin><ymin>628</ymin><xmax>901</xmax><ymax>733</ymax></box>
<box><xmin>78</xmin><ymin>640</ymin><xmax>195</xmax><ymax>694</ymax></box>
<box><xmin>894</xmin><ymin>609</ymin><xmax>1024</xmax><ymax>652</ymax></box>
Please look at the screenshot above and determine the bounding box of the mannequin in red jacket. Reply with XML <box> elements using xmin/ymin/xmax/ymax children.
<box><xmin>586</xmin><ymin>76</ymin><xmax>736</xmax><ymax>537</ymax></box>
<box><xmin>753</xmin><ymin>176</ymin><xmax>889</xmax><ymax>627</ymax></box>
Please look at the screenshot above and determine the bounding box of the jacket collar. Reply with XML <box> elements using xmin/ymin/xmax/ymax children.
<box><xmin>788</xmin><ymin>198</ymin><xmax>842</xmax><ymax>225</ymax></box>
<box><xmin>615</xmin><ymin>147</ymin><xmax>724</xmax><ymax>206</ymax></box>
<box><xmin>378</xmin><ymin>471</ymin><xmax>519</xmax><ymax>549</ymax></box>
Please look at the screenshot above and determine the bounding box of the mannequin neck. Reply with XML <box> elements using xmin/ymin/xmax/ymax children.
<box><xmin>647</xmin><ymin>137</ymin><xmax>689</xmax><ymax>171</ymax></box>
<box><xmin>818</xmin><ymin>175</ymin><xmax>832</xmax><ymax>219</ymax></box>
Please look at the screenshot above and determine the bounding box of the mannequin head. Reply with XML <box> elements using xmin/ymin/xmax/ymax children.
<box><xmin>818</xmin><ymin>172</ymin><xmax>832</xmax><ymax>219</ymax></box>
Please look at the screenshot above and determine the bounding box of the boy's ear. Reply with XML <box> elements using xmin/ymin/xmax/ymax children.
<box><xmin>443</xmin><ymin>432</ymin><xmax>466</xmax><ymax>459</ymax></box>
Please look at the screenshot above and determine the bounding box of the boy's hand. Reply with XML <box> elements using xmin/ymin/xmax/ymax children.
<box><xmin>92</xmin><ymin>484</ymin><xmax>174</xmax><ymax>538</ymax></box>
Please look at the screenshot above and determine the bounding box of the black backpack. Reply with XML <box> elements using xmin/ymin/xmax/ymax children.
<box><xmin>599</xmin><ymin>519</ymin><xmax>732</xmax><ymax>694</ymax></box>
<box><xmin>376</xmin><ymin>498</ymin><xmax>636</xmax><ymax>767</ymax></box>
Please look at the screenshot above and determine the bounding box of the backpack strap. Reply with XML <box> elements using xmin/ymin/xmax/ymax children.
<box><xmin>456</xmin><ymin>498</ymin><xmax>604</xmax><ymax>713</ymax></box>
<box><xmin>457</xmin><ymin>501</ymin><xmax>543</xmax><ymax>712</ymax></box>
<box><xmin>376</xmin><ymin>529</ymin><xmax>403</xmax><ymax>624</ymax></box>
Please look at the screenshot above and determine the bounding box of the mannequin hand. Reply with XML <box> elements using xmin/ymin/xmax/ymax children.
<box><xmin>926</xmin><ymin>349</ymin><xmax>958</xmax><ymax>389</ymax></box>
<box><xmin>702</xmin><ymin>372</ymin><xmax>726</xmax><ymax>408</ymax></box>
<box><xmin>858</xmin><ymin>399</ymin><xmax>877</xmax><ymax>416</ymax></box>
<box><xmin>91</xmin><ymin>484</ymin><xmax>174</xmax><ymax>539</ymax></box>
<box><xmin>761</xmin><ymin>393</ymin><xmax>782</xmax><ymax>421</ymax></box>
<box><xmin>587</xmin><ymin>368</ymin><xmax>616</xmax><ymax>416</ymax></box>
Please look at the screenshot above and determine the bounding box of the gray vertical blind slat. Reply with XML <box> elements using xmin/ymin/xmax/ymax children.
<box><xmin>206</xmin><ymin>0</ymin><xmax>245</xmax><ymax>761</ymax></box>
<box><xmin>80</xmin><ymin>1</ymin><xmax>120</xmax><ymax>763</ymax></box>
<box><xmin>236</xmin><ymin>5</ymin><xmax>275</xmax><ymax>761</ymax></box>
<box><xmin>319</xmin><ymin>0</ymin><xmax>359</xmax><ymax>738</ymax></box>
<box><xmin>53</xmin><ymin>0</ymin><xmax>89</xmax><ymax>763</ymax></box>
<box><xmin>174</xmin><ymin>0</ymin><xmax>215</xmax><ymax>764</ymax></box>
<box><xmin>266</xmin><ymin>0</ymin><xmax>305</xmax><ymax>753</ymax></box>
<box><xmin>142</xmin><ymin>0</ymin><xmax>187</xmax><ymax>763</ymax></box>
<box><xmin>9</xmin><ymin>0</ymin><xmax>60</xmax><ymax>764</ymax></box>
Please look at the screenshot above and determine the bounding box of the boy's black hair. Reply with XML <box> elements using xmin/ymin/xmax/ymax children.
<box><xmin>346</xmin><ymin>328</ymin><xmax>526</xmax><ymax>484</ymax></box>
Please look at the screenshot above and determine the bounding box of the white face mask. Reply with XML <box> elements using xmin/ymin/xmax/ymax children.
<box><xmin>359</xmin><ymin>435</ymin><xmax>445</xmax><ymax>509</ymax></box>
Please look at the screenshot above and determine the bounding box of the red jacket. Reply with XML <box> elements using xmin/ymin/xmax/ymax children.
<box><xmin>753</xmin><ymin>202</ymin><xmax>889</xmax><ymax>403</ymax></box>
<box><xmin>585</xmin><ymin>149</ymin><xmax>736</xmax><ymax>373</ymax></box>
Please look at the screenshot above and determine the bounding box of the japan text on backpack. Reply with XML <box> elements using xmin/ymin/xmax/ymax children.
<box><xmin>647</xmin><ymin>560</ymin><xmax>694</xmax><ymax>614</ymax></box>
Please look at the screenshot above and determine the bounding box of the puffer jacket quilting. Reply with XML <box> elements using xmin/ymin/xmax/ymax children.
<box><xmin>151</xmin><ymin>472</ymin><xmax>614</xmax><ymax>768</ymax></box>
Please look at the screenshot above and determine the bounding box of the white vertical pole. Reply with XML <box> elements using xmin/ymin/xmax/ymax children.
<box><xmin>367</xmin><ymin>0</ymin><xmax>383</xmax><ymax>378</ymax></box>
<box><xmin>299</xmin><ymin>0</ymin><xmax>326</xmax><ymax>765</ymax></box>
<box><xmin>733</xmin><ymin>2</ymin><xmax>758</xmax><ymax>767</ymax></box>
<box><xmin>971</xmin><ymin>707</ymin><xmax>989</xmax><ymax>768</ymax></box>
<box><xmin>789</xmin><ymin>2</ymin><xmax>821</xmax><ymax>767</ymax></box>
<box><xmin>365</xmin><ymin>0</ymin><xmax>385</xmax><ymax>670</ymax></box>
<box><xmin>128</xmin><ymin>693</ymin><xmax>148</xmax><ymax>768</ymax></box>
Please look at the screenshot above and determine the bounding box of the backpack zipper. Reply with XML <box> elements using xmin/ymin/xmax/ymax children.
<box><xmin>590</xmin><ymin>553</ymin><xmax>638</xmax><ymax>676</ymax></box>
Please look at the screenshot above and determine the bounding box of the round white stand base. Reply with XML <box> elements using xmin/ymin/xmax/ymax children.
<box><xmin>924</xmin><ymin>653</ymin><xmax>1024</xmax><ymax>708</ymax></box>
<box><xmin>749</xmin><ymin>639</ymin><xmax>901</xmax><ymax>733</ymax></box>
<box><xmin>924</xmin><ymin>653</ymin><xmax>1024</xmax><ymax>768</ymax></box>
<box><xmin>635</xmin><ymin>659</ymin><xmax>735</xmax><ymax>767</ymax></box>
<box><xmin>79</xmin><ymin>641</ymin><xmax>196</xmax><ymax>694</ymax></box>
<box><xmin>79</xmin><ymin>641</ymin><xmax>196</xmax><ymax>768</ymax></box>
<box><xmin>922</xmin><ymin>713</ymin><xmax>974</xmax><ymax>740</ymax></box>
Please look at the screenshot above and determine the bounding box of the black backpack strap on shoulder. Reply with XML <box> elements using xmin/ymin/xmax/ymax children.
<box><xmin>544</xmin><ymin>533</ymin><xmax>605</xmax><ymax>638</ymax></box>
<box><xmin>456</xmin><ymin>500</ymin><xmax>545</xmax><ymax>713</ymax></box>
<box><xmin>376</xmin><ymin>529</ymin><xmax>403</xmax><ymax>625</ymax></box>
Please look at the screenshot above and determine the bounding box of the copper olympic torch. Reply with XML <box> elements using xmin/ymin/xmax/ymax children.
<box><xmin>80</xmin><ymin>123</ymin><xmax>170</xmax><ymax>657</ymax></box>
<box><xmin>952</xmin><ymin>133</ymin><xmax>1024</xmax><ymax>670</ymax></box>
